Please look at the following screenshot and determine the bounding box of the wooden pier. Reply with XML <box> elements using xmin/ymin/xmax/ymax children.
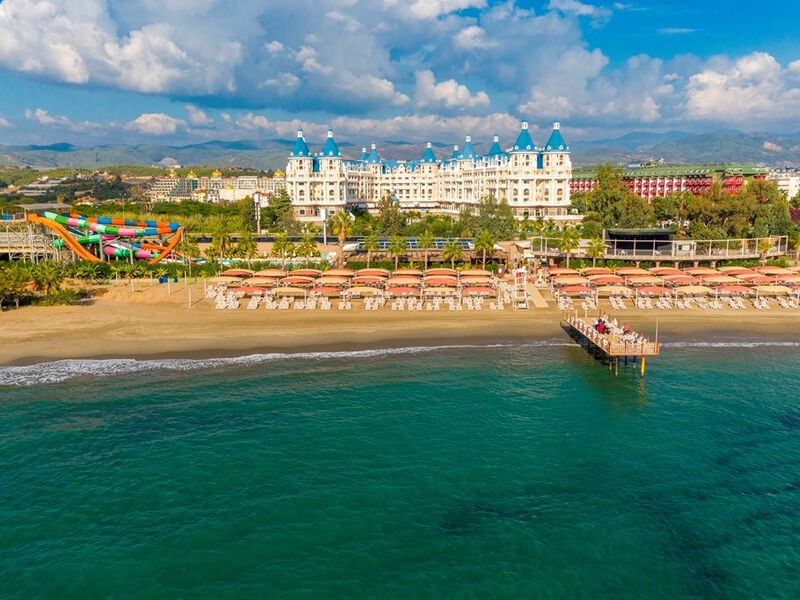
<box><xmin>562</xmin><ymin>313</ymin><xmax>660</xmax><ymax>375</ymax></box>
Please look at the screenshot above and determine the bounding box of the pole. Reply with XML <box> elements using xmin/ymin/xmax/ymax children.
<box><xmin>640</xmin><ymin>356</ymin><xmax>646</xmax><ymax>376</ymax></box>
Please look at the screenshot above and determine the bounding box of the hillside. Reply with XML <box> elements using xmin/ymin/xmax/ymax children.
<box><xmin>2</xmin><ymin>131</ymin><xmax>800</xmax><ymax>170</ymax></box>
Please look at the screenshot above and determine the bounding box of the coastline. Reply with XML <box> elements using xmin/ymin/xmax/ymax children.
<box><xmin>2</xmin><ymin>281</ymin><xmax>800</xmax><ymax>367</ymax></box>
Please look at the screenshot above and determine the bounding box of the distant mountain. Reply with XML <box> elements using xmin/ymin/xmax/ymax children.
<box><xmin>4</xmin><ymin>130</ymin><xmax>800</xmax><ymax>170</ymax></box>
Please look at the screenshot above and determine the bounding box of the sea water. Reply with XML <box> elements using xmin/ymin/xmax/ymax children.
<box><xmin>1</xmin><ymin>341</ymin><xmax>799</xmax><ymax>598</ymax></box>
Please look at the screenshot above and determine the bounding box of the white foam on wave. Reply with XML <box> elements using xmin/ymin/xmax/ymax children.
<box><xmin>0</xmin><ymin>341</ymin><xmax>568</xmax><ymax>387</ymax></box>
<box><xmin>663</xmin><ymin>341</ymin><xmax>800</xmax><ymax>349</ymax></box>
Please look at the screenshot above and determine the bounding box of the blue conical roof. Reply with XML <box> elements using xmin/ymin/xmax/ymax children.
<box><xmin>367</xmin><ymin>142</ymin><xmax>381</xmax><ymax>164</ymax></box>
<box><xmin>321</xmin><ymin>129</ymin><xmax>341</xmax><ymax>157</ymax></box>
<box><xmin>459</xmin><ymin>136</ymin><xmax>476</xmax><ymax>159</ymax></box>
<box><xmin>360</xmin><ymin>146</ymin><xmax>369</xmax><ymax>161</ymax></box>
<box><xmin>450</xmin><ymin>145</ymin><xmax>460</xmax><ymax>159</ymax></box>
<box><xmin>487</xmin><ymin>135</ymin><xmax>504</xmax><ymax>156</ymax></box>
<box><xmin>544</xmin><ymin>122</ymin><xmax>568</xmax><ymax>152</ymax></box>
<box><xmin>512</xmin><ymin>121</ymin><xmax>535</xmax><ymax>152</ymax></box>
<box><xmin>290</xmin><ymin>129</ymin><xmax>310</xmax><ymax>157</ymax></box>
<box><xmin>422</xmin><ymin>142</ymin><xmax>436</xmax><ymax>163</ymax></box>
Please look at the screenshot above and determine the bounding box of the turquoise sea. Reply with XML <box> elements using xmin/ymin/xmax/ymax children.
<box><xmin>2</xmin><ymin>340</ymin><xmax>800</xmax><ymax>599</ymax></box>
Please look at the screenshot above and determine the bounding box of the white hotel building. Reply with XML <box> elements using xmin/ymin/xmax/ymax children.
<box><xmin>285</xmin><ymin>121</ymin><xmax>577</xmax><ymax>225</ymax></box>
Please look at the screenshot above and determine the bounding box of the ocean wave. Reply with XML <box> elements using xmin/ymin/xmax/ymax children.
<box><xmin>0</xmin><ymin>341</ymin><xmax>572</xmax><ymax>387</ymax></box>
<box><xmin>663</xmin><ymin>341</ymin><xmax>800</xmax><ymax>349</ymax></box>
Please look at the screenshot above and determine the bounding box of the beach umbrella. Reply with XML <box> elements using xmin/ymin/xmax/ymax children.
<box><xmin>755</xmin><ymin>285</ymin><xmax>792</xmax><ymax>295</ymax></box>
<box><xmin>254</xmin><ymin>268</ymin><xmax>287</xmax><ymax>277</ymax></box>
<box><xmin>291</xmin><ymin>268</ymin><xmax>322</xmax><ymax>277</ymax></box>
<box><xmin>351</xmin><ymin>275</ymin><xmax>386</xmax><ymax>285</ymax></box>
<box><xmin>280</xmin><ymin>275</ymin><xmax>315</xmax><ymax>285</ymax></box>
<box><xmin>385</xmin><ymin>286</ymin><xmax>421</xmax><ymax>296</ymax></box>
<box><xmin>460</xmin><ymin>268</ymin><xmax>493</xmax><ymax>277</ymax></box>
<box><xmin>246</xmin><ymin>277</ymin><xmax>279</xmax><ymax>287</ymax></box>
<box><xmin>424</xmin><ymin>286</ymin><xmax>459</xmax><ymax>296</ymax></box>
<box><xmin>459</xmin><ymin>275</ymin><xmax>495</xmax><ymax>285</ymax></box>
<box><xmin>614</xmin><ymin>267</ymin><xmax>649</xmax><ymax>276</ymax></box>
<box><xmin>357</xmin><ymin>268</ymin><xmax>390</xmax><ymax>277</ymax></box>
<box><xmin>581</xmin><ymin>267</ymin><xmax>613</xmax><ymax>275</ymax></box>
<box><xmin>662</xmin><ymin>275</ymin><xmax>698</xmax><ymax>285</ymax></box>
<box><xmin>752</xmin><ymin>266</ymin><xmax>791</xmax><ymax>275</ymax></box>
<box><xmin>595</xmin><ymin>285</ymin><xmax>632</xmax><ymax>297</ymax></box>
<box><xmin>586</xmin><ymin>274</ymin><xmax>625</xmax><ymax>284</ymax></box>
<box><xmin>548</xmin><ymin>267</ymin><xmax>579</xmax><ymax>275</ymax></box>
<box><xmin>649</xmin><ymin>267</ymin><xmax>683</xmax><ymax>276</ymax></box>
<box><xmin>393</xmin><ymin>268</ymin><xmax>423</xmax><ymax>276</ymax></box>
<box><xmin>313</xmin><ymin>275</ymin><xmax>349</xmax><ymax>286</ymax></box>
<box><xmin>775</xmin><ymin>274</ymin><xmax>800</xmax><ymax>283</ymax></box>
<box><xmin>718</xmin><ymin>266</ymin><xmax>757</xmax><ymax>275</ymax></box>
<box><xmin>625</xmin><ymin>275</ymin><xmax>664</xmax><ymax>285</ymax></box>
<box><xmin>424</xmin><ymin>268</ymin><xmax>457</xmax><ymax>277</ymax></box>
<box><xmin>208</xmin><ymin>276</ymin><xmax>243</xmax><ymax>285</ymax></box>
<box><xmin>684</xmin><ymin>266</ymin><xmax>718</xmax><ymax>275</ymax></box>
<box><xmin>310</xmin><ymin>286</ymin><xmax>342</xmax><ymax>296</ymax></box>
<box><xmin>715</xmin><ymin>285</ymin><xmax>754</xmax><ymax>295</ymax></box>
<box><xmin>232</xmin><ymin>286</ymin><xmax>267</xmax><ymax>294</ymax></box>
<box><xmin>462</xmin><ymin>286</ymin><xmax>496</xmax><ymax>296</ymax></box>
<box><xmin>636</xmin><ymin>286</ymin><xmax>672</xmax><ymax>295</ymax></box>
<box><xmin>346</xmin><ymin>286</ymin><xmax>380</xmax><ymax>297</ymax></box>
<box><xmin>559</xmin><ymin>285</ymin><xmax>595</xmax><ymax>295</ymax></box>
<box><xmin>551</xmin><ymin>275</ymin><xmax>590</xmax><ymax>285</ymax></box>
<box><xmin>675</xmin><ymin>285</ymin><xmax>712</xmax><ymax>295</ymax></box>
<box><xmin>737</xmin><ymin>274</ymin><xmax>777</xmax><ymax>283</ymax></box>
<box><xmin>424</xmin><ymin>276</ymin><xmax>459</xmax><ymax>286</ymax></box>
<box><xmin>220</xmin><ymin>268</ymin><xmax>254</xmax><ymax>277</ymax></box>
<box><xmin>325</xmin><ymin>268</ymin><xmax>356</xmax><ymax>277</ymax></box>
<box><xmin>386</xmin><ymin>276</ymin><xmax>422</xmax><ymax>286</ymax></box>
<box><xmin>274</xmin><ymin>286</ymin><xmax>308</xmax><ymax>296</ymax></box>
<box><xmin>699</xmin><ymin>275</ymin><xmax>739</xmax><ymax>284</ymax></box>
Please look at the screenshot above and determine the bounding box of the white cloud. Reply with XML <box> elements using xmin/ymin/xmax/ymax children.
<box><xmin>265</xmin><ymin>40</ymin><xmax>284</xmax><ymax>53</ymax></box>
<box><xmin>548</xmin><ymin>0</ymin><xmax>610</xmax><ymax>19</ymax></box>
<box><xmin>0</xmin><ymin>116</ymin><xmax>12</xmax><ymax>128</ymax></box>
<box><xmin>126</xmin><ymin>113</ymin><xmax>184</xmax><ymax>135</ymax></box>
<box><xmin>24</xmin><ymin>108</ymin><xmax>98</xmax><ymax>132</ymax></box>
<box><xmin>685</xmin><ymin>52</ymin><xmax>800</xmax><ymax>123</ymax></box>
<box><xmin>185</xmin><ymin>104</ymin><xmax>213</xmax><ymax>127</ymax></box>
<box><xmin>657</xmin><ymin>28</ymin><xmax>696</xmax><ymax>35</ymax></box>
<box><xmin>415</xmin><ymin>70</ymin><xmax>489</xmax><ymax>109</ymax></box>
<box><xmin>454</xmin><ymin>26</ymin><xmax>496</xmax><ymax>50</ymax></box>
<box><xmin>384</xmin><ymin>0</ymin><xmax>487</xmax><ymax>20</ymax></box>
<box><xmin>220</xmin><ymin>112</ymin><xmax>232</xmax><ymax>122</ymax></box>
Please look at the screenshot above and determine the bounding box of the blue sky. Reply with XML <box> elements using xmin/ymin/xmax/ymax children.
<box><xmin>1</xmin><ymin>0</ymin><xmax>799</xmax><ymax>148</ymax></box>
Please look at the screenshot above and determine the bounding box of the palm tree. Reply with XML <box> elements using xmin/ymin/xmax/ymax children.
<box><xmin>236</xmin><ymin>229</ymin><xmax>258</xmax><ymax>260</ymax></box>
<box><xmin>757</xmin><ymin>238</ymin><xmax>773</xmax><ymax>264</ymax></box>
<box><xmin>296</xmin><ymin>233</ymin><xmax>320</xmax><ymax>262</ymax></box>
<box><xmin>442</xmin><ymin>240</ymin><xmax>462</xmax><ymax>269</ymax></box>
<box><xmin>271</xmin><ymin>233</ymin><xmax>295</xmax><ymax>268</ymax></box>
<box><xmin>31</xmin><ymin>261</ymin><xmax>65</xmax><ymax>294</ymax></box>
<box><xmin>331</xmin><ymin>211</ymin><xmax>352</xmax><ymax>246</ymax></box>
<box><xmin>363</xmin><ymin>233</ymin><xmax>380</xmax><ymax>268</ymax></box>
<box><xmin>473</xmin><ymin>229</ymin><xmax>495</xmax><ymax>269</ymax></box>
<box><xmin>558</xmin><ymin>227</ymin><xmax>582</xmax><ymax>269</ymax></box>
<box><xmin>418</xmin><ymin>229</ymin><xmax>435</xmax><ymax>270</ymax></box>
<box><xmin>180</xmin><ymin>234</ymin><xmax>201</xmax><ymax>260</ymax></box>
<box><xmin>586</xmin><ymin>237</ymin><xmax>607</xmax><ymax>267</ymax></box>
<box><xmin>211</xmin><ymin>218</ymin><xmax>234</xmax><ymax>258</ymax></box>
<box><xmin>388</xmin><ymin>235</ymin><xmax>407</xmax><ymax>269</ymax></box>
<box><xmin>75</xmin><ymin>261</ymin><xmax>104</xmax><ymax>281</ymax></box>
<box><xmin>2</xmin><ymin>264</ymin><xmax>32</xmax><ymax>308</ymax></box>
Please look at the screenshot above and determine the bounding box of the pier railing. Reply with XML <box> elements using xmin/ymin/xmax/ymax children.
<box><xmin>564</xmin><ymin>313</ymin><xmax>660</xmax><ymax>357</ymax></box>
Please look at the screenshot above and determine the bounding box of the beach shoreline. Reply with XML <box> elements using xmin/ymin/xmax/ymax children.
<box><xmin>2</xmin><ymin>281</ymin><xmax>800</xmax><ymax>367</ymax></box>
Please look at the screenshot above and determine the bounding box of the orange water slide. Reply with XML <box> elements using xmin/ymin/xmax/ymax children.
<box><xmin>147</xmin><ymin>227</ymin><xmax>183</xmax><ymax>265</ymax></box>
<box><xmin>27</xmin><ymin>214</ymin><xmax>100</xmax><ymax>262</ymax></box>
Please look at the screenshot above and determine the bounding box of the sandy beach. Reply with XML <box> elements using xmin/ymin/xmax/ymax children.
<box><xmin>2</xmin><ymin>279</ymin><xmax>800</xmax><ymax>366</ymax></box>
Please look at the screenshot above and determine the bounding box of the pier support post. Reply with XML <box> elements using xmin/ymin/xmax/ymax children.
<box><xmin>640</xmin><ymin>356</ymin><xmax>646</xmax><ymax>376</ymax></box>
<box><xmin>615</xmin><ymin>358</ymin><xmax>619</xmax><ymax>376</ymax></box>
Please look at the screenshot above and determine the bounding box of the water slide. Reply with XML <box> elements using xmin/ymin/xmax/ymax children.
<box><xmin>29</xmin><ymin>211</ymin><xmax>184</xmax><ymax>264</ymax></box>
<box><xmin>27</xmin><ymin>214</ymin><xmax>101</xmax><ymax>262</ymax></box>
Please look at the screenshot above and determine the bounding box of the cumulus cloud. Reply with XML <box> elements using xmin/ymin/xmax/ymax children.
<box><xmin>415</xmin><ymin>70</ymin><xmax>490</xmax><ymax>109</ymax></box>
<box><xmin>126</xmin><ymin>113</ymin><xmax>185</xmax><ymax>135</ymax></box>
<box><xmin>24</xmin><ymin>108</ymin><xmax>99</xmax><ymax>132</ymax></box>
<box><xmin>0</xmin><ymin>116</ymin><xmax>12</xmax><ymax>128</ymax></box>
<box><xmin>185</xmin><ymin>104</ymin><xmax>213</xmax><ymax>127</ymax></box>
<box><xmin>454</xmin><ymin>26</ymin><xmax>497</xmax><ymax>50</ymax></box>
<box><xmin>685</xmin><ymin>52</ymin><xmax>800</xmax><ymax>123</ymax></box>
<box><xmin>383</xmin><ymin>0</ymin><xmax>487</xmax><ymax>20</ymax></box>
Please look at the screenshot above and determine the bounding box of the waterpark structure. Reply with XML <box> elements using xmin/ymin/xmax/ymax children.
<box><xmin>1</xmin><ymin>203</ymin><xmax>183</xmax><ymax>264</ymax></box>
